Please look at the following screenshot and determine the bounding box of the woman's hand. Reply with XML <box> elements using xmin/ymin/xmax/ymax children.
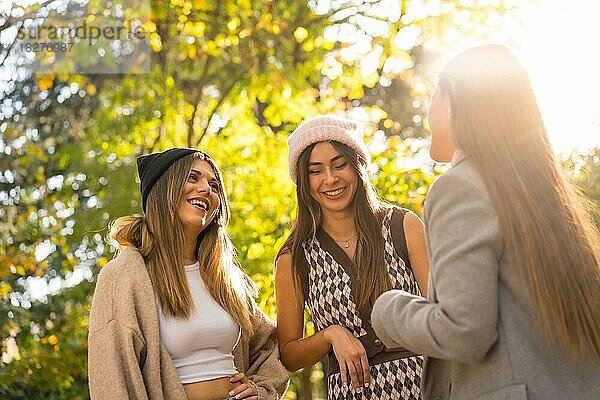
<box><xmin>228</xmin><ymin>373</ymin><xmax>258</xmax><ymax>399</ymax></box>
<box><xmin>325</xmin><ymin>325</ymin><xmax>370</xmax><ymax>390</ymax></box>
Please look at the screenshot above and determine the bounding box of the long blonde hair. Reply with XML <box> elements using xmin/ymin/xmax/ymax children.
<box><xmin>440</xmin><ymin>44</ymin><xmax>600</xmax><ymax>362</ymax></box>
<box><xmin>109</xmin><ymin>152</ymin><xmax>256</xmax><ymax>334</ymax></box>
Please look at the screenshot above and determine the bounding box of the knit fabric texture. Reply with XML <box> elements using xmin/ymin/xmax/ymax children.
<box><xmin>287</xmin><ymin>115</ymin><xmax>370</xmax><ymax>183</ymax></box>
<box><xmin>136</xmin><ymin>147</ymin><xmax>203</xmax><ymax>212</ymax></box>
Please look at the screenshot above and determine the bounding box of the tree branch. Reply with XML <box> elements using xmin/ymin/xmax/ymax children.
<box><xmin>0</xmin><ymin>0</ymin><xmax>55</xmax><ymax>31</ymax></box>
<box><xmin>183</xmin><ymin>54</ymin><xmax>213</xmax><ymax>147</ymax></box>
<box><xmin>186</xmin><ymin>84</ymin><xmax>203</xmax><ymax>148</ymax></box>
<box><xmin>0</xmin><ymin>22</ymin><xmax>22</xmax><ymax>69</ymax></box>
<box><xmin>195</xmin><ymin>68</ymin><xmax>246</xmax><ymax>147</ymax></box>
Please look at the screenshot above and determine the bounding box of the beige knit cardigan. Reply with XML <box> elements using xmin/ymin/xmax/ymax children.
<box><xmin>88</xmin><ymin>247</ymin><xmax>289</xmax><ymax>399</ymax></box>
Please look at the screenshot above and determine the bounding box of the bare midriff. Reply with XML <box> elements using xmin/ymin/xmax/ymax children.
<box><xmin>183</xmin><ymin>376</ymin><xmax>241</xmax><ymax>400</ymax></box>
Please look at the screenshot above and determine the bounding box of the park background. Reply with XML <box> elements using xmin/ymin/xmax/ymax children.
<box><xmin>1</xmin><ymin>0</ymin><xmax>599</xmax><ymax>398</ymax></box>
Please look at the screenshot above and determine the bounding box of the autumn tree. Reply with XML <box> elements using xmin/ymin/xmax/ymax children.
<box><xmin>1</xmin><ymin>1</ymin><xmax>521</xmax><ymax>398</ymax></box>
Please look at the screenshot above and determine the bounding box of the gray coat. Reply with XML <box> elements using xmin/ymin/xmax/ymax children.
<box><xmin>371</xmin><ymin>155</ymin><xmax>600</xmax><ymax>399</ymax></box>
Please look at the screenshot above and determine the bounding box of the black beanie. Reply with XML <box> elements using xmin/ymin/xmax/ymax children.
<box><xmin>136</xmin><ymin>147</ymin><xmax>203</xmax><ymax>212</ymax></box>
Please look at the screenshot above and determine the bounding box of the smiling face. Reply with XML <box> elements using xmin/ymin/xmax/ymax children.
<box><xmin>176</xmin><ymin>159</ymin><xmax>221</xmax><ymax>241</ymax></box>
<box><xmin>307</xmin><ymin>141</ymin><xmax>358</xmax><ymax>216</ymax></box>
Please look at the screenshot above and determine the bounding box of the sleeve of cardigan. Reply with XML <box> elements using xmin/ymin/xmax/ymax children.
<box><xmin>245</xmin><ymin>301</ymin><xmax>290</xmax><ymax>399</ymax></box>
<box><xmin>371</xmin><ymin>171</ymin><xmax>502</xmax><ymax>363</ymax></box>
<box><xmin>88</xmin><ymin>266</ymin><xmax>149</xmax><ymax>400</ymax></box>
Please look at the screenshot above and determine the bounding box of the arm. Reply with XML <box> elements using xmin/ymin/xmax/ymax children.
<box><xmin>371</xmin><ymin>172</ymin><xmax>501</xmax><ymax>363</ymax></box>
<box><xmin>88</xmin><ymin>266</ymin><xmax>148</xmax><ymax>399</ymax></box>
<box><xmin>403</xmin><ymin>211</ymin><xmax>430</xmax><ymax>298</ymax></box>
<box><xmin>275</xmin><ymin>253</ymin><xmax>370</xmax><ymax>389</ymax></box>
<box><xmin>275</xmin><ymin>253</ymin><xmax>330</xmax><ymax>371</ymax></box>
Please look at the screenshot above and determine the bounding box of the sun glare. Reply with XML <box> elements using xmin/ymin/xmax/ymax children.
<box><xmin>418</xmin><ymin>0</ymin><xmax>600</xmax><ymax>155</ymax></box>
<box><xmin>512</xmin><ymin>0</ymin><xmax>600</xmax><ymax>154</ymax></box>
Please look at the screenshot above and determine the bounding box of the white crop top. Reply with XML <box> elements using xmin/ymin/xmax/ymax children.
<box><xmin>158</xmin><ymin>262</ymin><xmax>241</xmax><ymax>384</ymax></box>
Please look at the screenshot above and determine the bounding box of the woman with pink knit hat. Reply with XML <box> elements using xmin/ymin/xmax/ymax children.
<box><xmin>275</xmin><ymin>115</ymin><xmax>429</xmax><ymax>399</ymax></box>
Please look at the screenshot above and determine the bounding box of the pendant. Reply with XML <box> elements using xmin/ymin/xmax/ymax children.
<box><xmin>343</xmin><ymin>241</ymin><xmax>350</xmax><ymax>248</ymax></box>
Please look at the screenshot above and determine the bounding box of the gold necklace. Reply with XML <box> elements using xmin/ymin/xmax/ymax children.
<box><xmin>331</xmin><ymin>233</ymin><xmax>357</xmax><ymax>249</ymax></box>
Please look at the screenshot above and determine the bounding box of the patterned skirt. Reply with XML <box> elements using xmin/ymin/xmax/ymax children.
<box><xmin>327</xmin><ymin>356</ymin><xmax>423</xmax><ymax>400</ymax></box>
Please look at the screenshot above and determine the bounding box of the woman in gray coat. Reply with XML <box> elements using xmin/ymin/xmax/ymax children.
<box><xmin>371</xmin><ymin>44</ymin><xmax>600</xmax><ymax>399</ymax></box>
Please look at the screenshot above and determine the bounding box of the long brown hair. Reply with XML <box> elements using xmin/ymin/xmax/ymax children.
<box><xmin>439</xmin><ymin>44</ymin><xmax>600</xmax><ymax>362</ymax></box>
<box><xmin>109</xmin><ymin>152</ymin><xmax>256</xmax><ymax>333</ymax></box>
<box><xmin>277</xmin><ymin>141</ymin><xmax>392</xmax><ymax>308</ymax></box>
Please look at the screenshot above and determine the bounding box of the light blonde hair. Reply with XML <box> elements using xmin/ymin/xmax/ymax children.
<box><xmin>109</xmin><ymin>152</ymin><xmax>256</xmax><ymax>334</ymax></box>
<box><xmin>439</xmin><ymin>44</ymin><xmax>600</xmax><ymax>362</ymax></box>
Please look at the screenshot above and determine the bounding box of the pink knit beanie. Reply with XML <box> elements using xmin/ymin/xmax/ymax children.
<box><xmin>287</xmin><ymin>115</ymin><xmax>371</xmax><ymax>183</ymax></box>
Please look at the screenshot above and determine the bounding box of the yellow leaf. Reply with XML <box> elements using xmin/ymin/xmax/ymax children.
<box><xmin>294</xmin><ymin>27</ymin><xmax>308</xmax><ymax>42</ymax></box>
<box><xmin>204</xmin><ymin>41</ymin><xmax>217</xmax><ymax>55</ymax></box>
<box><xmin>348</xmin><ymin>85</ymin><xmax>364</xmax><ymax>100</ymax></box>
<box><xmin>194</xmin><ymin>22</ymin><xmax>206</xmax><ymax>37</ymax></box>
<box><xmin>215</xmin><ymin>33</ymin><xmax>226</xmax><ymax>47</ymax></box>
<box><xmin>239</xmin><ymin>28</ymin><xmax>252</xmax><ymax>39</ymax></box>
<box><xmin>369</xmin><ymin>107</ymin><xmax>388</xmax><ymax>122</ymax></box>
<box><xmin>0</xmin><ymin>282</ymin><xmax>11</xmax><ymax>299</ymax></box>
<box><xmin>86</xmin><ymin>84</ymin><xmax>97</xmax><ymax>95</ymax></box>
<box><xmin>150</xmin><ymin>32</ymin><xmax>162</xmax><ymax>52</ymax></box>
<box><xmin>282</xmin><ymin>84</ymin><xmax>292</xmax><ymax>99</ymax></box>
<box><xmin>227</xmin><ymin>17</ymin><xmax>240</xmax><ymax>32</ymax></box>
<box><xmin>302</xmin><ymin>39</ymin><xmax>314</xmax><ymax>52</ymax></box>
<box><xmin>37</xmin><ymin>75</ymin><xmax>54</xmax><ymax>90</ymax></box>
<box><xmin>247</xmin><ymin>243</ymin><xmax>265</xmax><ymax>260</ymax></box>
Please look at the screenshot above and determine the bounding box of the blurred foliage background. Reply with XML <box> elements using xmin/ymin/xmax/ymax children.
<box><xmin>1</xmin><ymin>0</ymin><xmax>599</xmax><ymax>398</ymax></box>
